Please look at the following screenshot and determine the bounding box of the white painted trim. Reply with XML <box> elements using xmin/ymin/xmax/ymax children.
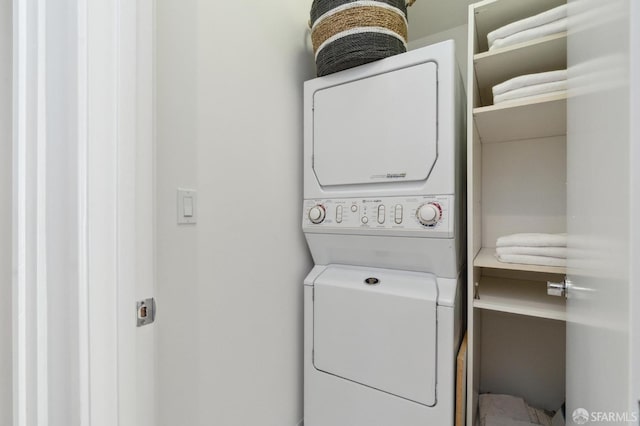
<box><xmin>83</xmin><ymin>1</ymin><xmax>156</xmax><ymax>424</ymax></box>
<box><xmin>114</xmin><ymin>2</ymin><xmax>157</xmax><ymax>425</ymax></box>
<box><xmin>12</xmin><ymin>1</ymin><xmax>27</xmax><ymax>423</ymax></box>
<box><xmin>116</xmin><ymin>0</ymin><xmax>137</xmax><ymax>421</ymax></box>
<box><xmin>127</xmin><ymin>1</ymin><xmax>157</xmax><ymax>424</ymax></box>
<box><xmin>76</xmin><ymin>0</ymin><xmax>91</xmax><ymax>423</ymax></box>
<box><xmin>35</xmin><ymin>0</ymin><xmax>49</xmax><ymax>423</ymax></box>
<box><xmin>86</xmin><ymin>0</ymin><xmax>120</xmax><ymax>423</ymax></box>
<box><xmin>13</xmin><ymin>1</ymin><xmax>45</xmax><ymax>424</ymax></box>
<box><xmin>630</xmin><ymin>0</ymin><xmax>640</xmax><ymax>414</ymax></box>
<box><xmin>85</xmin><ymin>1</ymin><xmax>156</xmax><ymax>425</ymax></box>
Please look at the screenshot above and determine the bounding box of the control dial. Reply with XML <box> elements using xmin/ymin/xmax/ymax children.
<box><xmin>308</xmin><ymin>205</ymin><xmax>326</xmax><ymax>224</ymax></box>
<box><xmin>416</xmin><ymin>203</ymin><xmax>442</xmax><ymax>226</ymax></box>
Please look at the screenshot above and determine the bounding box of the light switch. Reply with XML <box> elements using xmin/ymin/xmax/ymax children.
<box><xmin>177</xmin><ymin>189</ymin><xmax>197</xmax><ymax>224</ymax></box>
<box><xmin>183</xmin><ymin>196</ymin><xmax>194</xmax><ymax>217</ymax></box>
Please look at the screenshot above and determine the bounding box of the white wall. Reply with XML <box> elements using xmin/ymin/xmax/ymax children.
<box><xmin>0</xmin><ymin>0</ymin><xmax>11</xmax><ymax>424</ymax></box>
<box><xmin>409</xmin><ymin>24</ymin><xmax>468</xmax><ymax>92</ymax></box>
<box><xmin>155</xmin><ymin>1</ymin><xmax>315</xmax><ymax>425</ymax></box>
<box><xmin>479</xmin><ymin>311</ymin><xmax>566</xmax><ymax>411</ymax></box>
<box><xmin>482</xmin><ymin>136</ymin><xmax>567</xmax><ymax>246</ymax></box>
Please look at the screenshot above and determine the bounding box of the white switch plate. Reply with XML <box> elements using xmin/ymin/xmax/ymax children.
<box><xmin>177</xmin><ymin>188</ymin><xmax>197</xmax><ymax>224</ymax></box>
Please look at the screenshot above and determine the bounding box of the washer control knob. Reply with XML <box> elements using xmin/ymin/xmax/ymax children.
<box><xmin>308</xmin><ymin>205</ymin><xmax>326</xmax><ymax>224</ymax></box>
<box><xmin>416</xmin><ymin>203</ymin><xmax>442</xmax><ymax>226</ymax></box>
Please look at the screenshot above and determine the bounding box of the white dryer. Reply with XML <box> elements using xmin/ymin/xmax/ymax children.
<box><xmin>302</xmin><ymin>40</ymin><xmax>465</xmax><ymax>426</ymax></box>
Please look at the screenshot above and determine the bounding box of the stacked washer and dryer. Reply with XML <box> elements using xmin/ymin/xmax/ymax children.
<box><xmin>302</xmin><ymin>40</ymin><xmax>465</xmax><ymax>426</ymax></box>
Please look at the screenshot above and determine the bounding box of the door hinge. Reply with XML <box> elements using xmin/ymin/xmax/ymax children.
<box><xmin>137</xmin><ymin>298</ymin><xmax>156</xmax><ymax>327</ymax></box>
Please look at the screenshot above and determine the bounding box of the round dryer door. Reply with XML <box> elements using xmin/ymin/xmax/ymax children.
<box><xmin>312</xmin><ymin>62</ymin><xmax>438</xmax><ymax>188</ymax></box>
<box><xmin>312</xmin><ymin>265</ymin><xmax>438</xmax><ymax>407</ymax></box>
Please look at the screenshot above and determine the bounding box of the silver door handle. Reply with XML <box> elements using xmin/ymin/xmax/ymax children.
<box><xmin>547</xmin><ymin>279</ymin><xmax>568</xmax><ymax>298</ymax></box>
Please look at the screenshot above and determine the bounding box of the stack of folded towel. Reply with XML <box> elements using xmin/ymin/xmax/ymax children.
<box><xmin>479</xmin><ymin>394</ymin><xmax>554</xmax><ymax>426</ymax></box>
<box><xmin>487</xmin><ymin>4</ymin><xmax>567</xmax><ymax>51</ymax></box>
<box><xmin>492</xmin><ymin>69</ymin><xmax>567</xmax><ymax>104</ymax></box>
<box><xmin>496</xmin><ymin>233</ymin><xmax>567</xmax><ymax>268</ymax></box>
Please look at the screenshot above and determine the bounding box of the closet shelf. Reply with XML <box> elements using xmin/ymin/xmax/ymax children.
<box><xmin>473</xmin><ymin>92</ymin><xmax>567</xmax><ymax>143</ymax></box>
<box><xmin>473</xmin><ymin>0</ymin><xmax>566</xmax><ymax>52</ymax></box>
<box><xmin>473</xmin><ymin>276</ymin><xmax>566</xmax><ymax>321</ymax></box>
<box><xmin>474</xmin><ymin>32</ymin><xmax>567</xmax><ymax>106</ymax></box>
<box><xmin>474</xmin><ymin>247</ymin><xmax>566</xmax><ymax>275</ymax></box>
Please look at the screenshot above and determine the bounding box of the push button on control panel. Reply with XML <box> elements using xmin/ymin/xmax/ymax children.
<box><xmin>336</xmin><ymin>205</ymin><xmax>343</xmax><ymax>223</ymax></box>
<box><xmin>351</xmin><ymin>205</ymin><xmax>358</xmax><ymax>212</ymax></box>
<box><xmin>377</xmin><ymin>205</ymin><xmax>385</xmax><ymax>224</ymax></box>
<box><xmin>361</xmin><ymin>216</ymin><xmax>369</xmax><ymax>224</ymax></box>
<box><xmin>394</xmin><ymin>204</ymin><xmax>403</xmax><ymax>224</ymax></box>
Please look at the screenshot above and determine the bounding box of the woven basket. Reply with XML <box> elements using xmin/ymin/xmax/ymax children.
<box><xmin>310</xmin><ymin>0</ymin><xmax>416</xmax><ymax>76</ymax></box>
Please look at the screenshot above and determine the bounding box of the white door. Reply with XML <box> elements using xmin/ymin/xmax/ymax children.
<box><xmin>566</xmin><ymin>0</ymin><xmax>639</xmax><ymax>423</ymax></box>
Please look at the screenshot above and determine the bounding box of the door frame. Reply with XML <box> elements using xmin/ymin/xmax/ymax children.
<box><xmin>11</xmin><ymin>1</ymin><xmax>154</xmax><ymax>425</ymax></box>
<box><xmin>630</xmin><ymin>0</ymin><xmax>640</xmax><ymax>413</ymax></box>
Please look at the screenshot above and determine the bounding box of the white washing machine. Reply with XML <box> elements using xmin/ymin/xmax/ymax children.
<box><xmin>302</xmin><ymin>40</ymin><xmax>465</xmax><ymax>426</ymax></box>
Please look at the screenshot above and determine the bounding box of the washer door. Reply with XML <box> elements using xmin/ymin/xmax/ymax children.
<box><xmin>313</xmin><ymin>265</ymin><xmax>438</xmax><ymax>406</ymax></box>
<box><xmin>312</xmin><ymin>61</ymin><xmax>438</xmax><ymax>187</ymax></box>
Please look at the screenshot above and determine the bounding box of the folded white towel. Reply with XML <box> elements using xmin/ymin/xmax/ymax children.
<box><xmin>490</xmin><ymin>18</ymin><xmax>568</xmax><ymax>51</ymax></box>
<box><xmin>528</xmin><ymin>406</ymin><xmax>553</xmax><ymax>426</ymax></box>
<box><xmin>495</xmin><ymin>90</ymin><xmax>567</xmax><ymax>105</ymax></box>
<box><xmin>493</xmin><ymin>70</ymin><xmax>568</xmax><ymax>97</ymax></box>
<box><xmin>494</xmin><ymin>80</ymin><xmax>567</xmax><ymax>104</ymax></box>
<box><xmin>497</xmin><ymin>254</ymin><xmax>566</xmax><ymax>268</ymax></box>
<box><xmin>496</xmin><ymin>233</ymin><xmax>567</xmax><ymax>248</ymax></box>
<box><xmin>551</xmin><ymin>409</ymin><xmax>565</xmax><ymax>426</ymax></box>
<box><xmin>479</xmin><ymin>394</ymin><xmax>531</xmax><ymax>423</ymax></box>
<box><xmin>488</xmin><ymin>4</ymin><xmax>568</xmax><ymax>47</ymax></box>
<box><xmin>496</xmin><ymin>246</ymin><xmax>567</xmax><ymax>258</ymax></box>
<box><xmin>483</xmin><ymin>416</ymin><xmax>540</xmax><ymax>426</ymax></box>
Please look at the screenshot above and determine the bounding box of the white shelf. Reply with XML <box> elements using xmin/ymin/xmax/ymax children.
<box><xmin>473</xmin><ymin>276</ymin><xmax>566</xmax><ymax>321</ymax></box>
<box><xmin>474</xmin><ymin>247</ymin><xmax>566</xmax><ymax>274</ymax></box>
<box><xmin>473</xmin><ymin>0</ymin><xmax>566</xmax><ymax>52</ymax></box>
<box><xmin>473</xmin><ymin>92</ymin><xmax>567</xmax><ymax>143</ymax></box>
<box><xmin>474</xmin><ymin>33</ymin><xmax>567</xmax><ymax>106</ymax></box>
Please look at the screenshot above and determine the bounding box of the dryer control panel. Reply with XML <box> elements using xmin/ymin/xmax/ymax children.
<box><xmin>302</xmin><ymin>195</ymin><xmax>455</xmax><ymax>239</ymax></box>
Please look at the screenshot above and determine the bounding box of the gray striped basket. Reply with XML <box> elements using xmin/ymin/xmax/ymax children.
<box><xmin>310</xmin><ymin>0</ymin><xmax>416</xmax><ymax>76</ymax></box>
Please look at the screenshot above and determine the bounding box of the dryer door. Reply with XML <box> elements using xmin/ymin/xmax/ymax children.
<box><xmin>312</xmin><ymin>61</ymin><xmax>438</xmax><ymax>187</ymax></box>
<box><xmin>313</xmin><ymin>265</ymin><xmax>438</xmax><ymax>406</ymax></box>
